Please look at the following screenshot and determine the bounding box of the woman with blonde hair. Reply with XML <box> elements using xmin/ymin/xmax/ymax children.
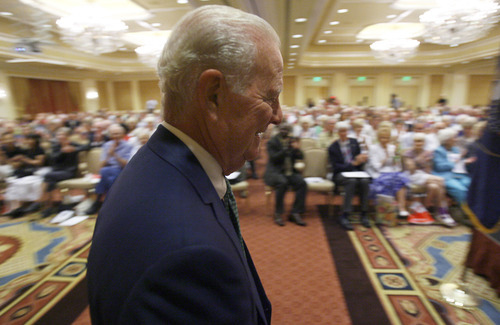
<box><xmin>367</xmin><ymin>124</ymin><xmax>409</xmax><ymax>217</ymax></box>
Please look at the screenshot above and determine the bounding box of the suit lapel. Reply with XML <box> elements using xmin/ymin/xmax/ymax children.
<box><xmin>147</xmin><ymin>126</ymin><xmax>269</xmax><ymax>322</ymax></box>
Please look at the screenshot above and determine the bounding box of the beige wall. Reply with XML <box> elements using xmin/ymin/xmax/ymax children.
<box><xmin>467</xmin><ymin>75</ymin><xmax>495</xmax><ymax>106</ymax></box>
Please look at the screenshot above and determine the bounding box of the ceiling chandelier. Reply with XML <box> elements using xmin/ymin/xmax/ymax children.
<box><xmin>370</xmin><ymin>39</ymin><xmax>420</xmax><ymax>64</ymax></box>
<box><xmin>56</xmin><ymin>4</ymin><xmax>128</xmax><ymax>55</ymax></box>
<box><xmin>419</xmin><ymin>0</ymin><xmax>500</xmax><ymax>45</ymax></box>
<box><xmin>135</xmin><ymin>43</ymin><xmax>163</xmax><ymax>68</ymax></box>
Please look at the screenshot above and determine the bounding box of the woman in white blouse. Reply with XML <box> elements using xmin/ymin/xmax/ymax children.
<box><xmin>367</xmin><ymin>125</ymin><xmax>410</xmax><ymax>217</ymax></box>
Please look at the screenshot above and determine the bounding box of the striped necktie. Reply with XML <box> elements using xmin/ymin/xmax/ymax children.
<box><xmin>223</xmin><ymin>178</ymin><xmax>245</xmax><ymax>253</ymax></box>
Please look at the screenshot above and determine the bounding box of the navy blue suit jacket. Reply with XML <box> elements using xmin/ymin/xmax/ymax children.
<box><xmin>328</xmin><ymin>138</ymin><xmax>364</xmax><ymax>176</ymax></box>
<box><xmin>87</xmin><ymin>125</ymin><xmax>271</xmax><ymax>324</ymax></box>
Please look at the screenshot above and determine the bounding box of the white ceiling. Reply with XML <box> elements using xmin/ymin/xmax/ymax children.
<box><xmin>0</xmin><ymin>0</ymin><xmax>498</xmax><ymax>76</ymax></box>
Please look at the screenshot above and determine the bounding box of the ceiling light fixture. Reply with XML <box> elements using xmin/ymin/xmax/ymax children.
<box><xmin>337</xmin><ymin>9</ymin><xmax>348</xmax><ymax>13</ymax></box>
<box><xmin>329</xmin><ymin>21</ymin><xmax>340</xmax><ymax>25</ymax></box>
<box><xmin>295</xmin><ymin>18</ymin><xmax>307</xmax><ymax>23</ymax></box>
<box><xmin>419</xmin><ymin>0</ymin><xmax>500</xmax><ymax>45</ymax></box>
<box><xmin>56</xmin><ymin>4</ymin><xmax>128</xmax><ymax>55</ymax></box>
<box><xmin>292</xmin><ymin>34</ymin><xmax>303</xmax><ymax>38</ymax></box>
<box><xmin>318</xmin><ymin>40</ymin><xmax>326</xmax><ymax>43</ymax></box>
<box><xmin>370</xmin><ymin>39</ymin><xmax>420</xmax><ymax>64</ymax></box>
<box><xmin>290</xmin><ymin>45</ymin><xmax>299</xmax><ymax>48</ymax></box>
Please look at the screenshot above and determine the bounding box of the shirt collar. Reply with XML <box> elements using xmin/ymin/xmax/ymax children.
<box><xmin>162</xmin><ymin>121</ymin><xmax>226</xmax><ymax>199</ymax></box>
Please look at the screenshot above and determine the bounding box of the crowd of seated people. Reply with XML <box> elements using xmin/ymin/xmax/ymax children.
<box><xmin>0</xmin><ymin>110</ymin><xmax>156</xmax><ymax>219</ymax></box>
<box><xmin>272</xmin><ymin>98</ymin><xmax>488</xmax><ymax>228</ymax></box>
<box><xmin>0</xmin><ymin>100</ymin><xmax>489</xmax><ymax>227</ymax></box>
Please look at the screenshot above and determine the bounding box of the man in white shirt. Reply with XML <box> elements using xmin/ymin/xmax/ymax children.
<box><xmin>88</xmin><ymin>6</ymin><xmax>281</xmax><ymax>324</ymax></box>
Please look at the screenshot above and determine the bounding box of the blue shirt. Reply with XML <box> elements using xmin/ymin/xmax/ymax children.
<box><xmin>101</xmin><ymin>140</ymin><xmax>133</xmax><ymax>168</ymax></box>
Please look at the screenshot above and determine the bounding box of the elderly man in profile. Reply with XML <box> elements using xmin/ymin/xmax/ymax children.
<box><xmin>85</xmin><ymin>123</ymin><xmax>132</xmax><ymax>215</ymax></box>
<box><xmin>87</xmin><ymin>5</ymin><xmax>282</xmax><ymax>324</ymax></box>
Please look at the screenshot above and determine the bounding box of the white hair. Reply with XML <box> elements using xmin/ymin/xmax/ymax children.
<box><xmin>438</xmin><ymin>128</ymin><xmax>457</xmax><ymax>144</ymax></box>
<box><xmin>336</xmin><ymin>121</ymin><xmax>350</xmax><ymax>130</ymax></box>
<box><xmin>157</xmin><ymin>5</ymin><xmax>280</xmax><ymax>121</ymax></box>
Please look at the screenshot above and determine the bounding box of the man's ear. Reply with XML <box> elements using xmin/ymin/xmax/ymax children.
<box><xmin>197</xmin><ymin>69</ymin><xmax>223</xmax><ymax>119</ymax></box>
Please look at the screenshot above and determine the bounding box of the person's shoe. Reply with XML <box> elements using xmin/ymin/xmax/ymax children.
<box><xmin>436</xmin><ymin>213</ymin><xmax>457</xmax><ymax>227</ymax></box>
<box><xmin>85</xmin><ymin>201</ymin><xmax>102</xmax><ymax>215</ymax></box>
<box><xmin>361</xmin><ymin>215</ymin><xmax>371</xmax><ymax>228</ymax></box>
<box><xmin>22</xmin><ymin>202</ymin><xmax>41</xmax><ymax>214</ymax></box>
<box><xmin>408</xmin><ymin>212</ymin><xmax>435</xmax><ymax>225</ymax></box>
<box><xmin>40</xmin><ymin>207</ymin><xmax>55</xmax><ymax>219</ymax></box>
<box><xmin>398</xmin><ymin>210</ymin><xmax>409</xmax><ymax>219</ymax></box>
<box><xmin>289</xmin><ymin>213</ymin><xmax>306</xmax><ymax>226</ymax></box>
<box><xmin>274</xmin><ymin>214</ymin><xmax>285</xmax><ymax>226</ymax></box>
<box><xmin>9</xmin><ymin>207</ymin><xmax>25</xmax><ymax>218</ymax></box>
<box><xmin>339</xmin><ymin>215</ymin><xmax>353</xmax><ymax>230</ymax></box>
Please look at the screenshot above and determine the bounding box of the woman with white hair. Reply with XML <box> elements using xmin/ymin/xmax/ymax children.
<box><xmin>433</xmin><ymin>128</ymin><xmax>471</xmax><ymax>209</ymax></box>
<box><xmin>366</xmin><ymin>125</ymin><xmax>410</xmax><ymax>217</ymax></box>
<box><xmin>404</xmin><ymin>133</ymin><xmax>454</xmax><ymax>226</ymax></box>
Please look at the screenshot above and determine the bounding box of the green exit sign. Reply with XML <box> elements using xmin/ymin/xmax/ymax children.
<box><xmin>357</xmin><ymin>76</ymin><xmax>366</xmax><ymax>81</ymax></box>
<box><xmin>402</xmin><ymin>76</ymin><xmax>412</xmax><ymax>81</ymax></box>
<box><xmin>313</xmin><ymin>77</ymin><xmax>322</xmax><ymax>82</ymax></box>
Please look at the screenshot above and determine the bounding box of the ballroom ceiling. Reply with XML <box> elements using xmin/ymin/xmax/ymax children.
<box><xmin>0</xmin><ymin>0</ymin><xmax>498</xmax><ymax>77</ymax></box>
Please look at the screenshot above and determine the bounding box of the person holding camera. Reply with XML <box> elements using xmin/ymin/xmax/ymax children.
<box><xmin>264</xmin><ymin>124</ymin><xmax>307</xmax><ymax>226</ymax></box>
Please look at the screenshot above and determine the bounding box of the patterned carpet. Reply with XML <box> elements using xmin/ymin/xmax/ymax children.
<box><xmin>0</xmin><ymin>215</ymin><xmax>94</xmax><ymax>324</ymax></box>
<box><xmin>381</xmin><ymin>225</ymin><xmax>500</xmax><ymax>325</ymax></box>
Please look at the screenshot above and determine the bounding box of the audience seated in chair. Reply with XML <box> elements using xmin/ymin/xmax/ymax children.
<box><xmin>403</xmin><ymin>132</ymin><xmax>454</xmax><ymax>226</ymax></box>
<box><xmin>3</xmin><ymin>134</ymin><xmax>46</xmax><ymax>217</ymax></box>
<box><xmin>86</xmin><ymin>124</ymin><xmax>133</xmax><ymax>215</ymax></box>
<box><xmin>39</xmin><ymin>127</ymin><xmax>85</xmax><ymax>218</ymax></box>
<box><xmin>264</xmin><ymin>124</ymin><xmax>307</xmax><ymax>227</ymax></box>
<box><xmin>328</xmin><ymin>121</ymin><xmax>370</xmax><ymax>230</ymax></box>
<box><xmin>432</xmin><ymin>128</ymin><xmax>473</xmax><ymax>218</ymax></box>
<box><xmin>366</xmin><ymin>123</ymin><xmax>410</xmax><ymax>219</ymax></box>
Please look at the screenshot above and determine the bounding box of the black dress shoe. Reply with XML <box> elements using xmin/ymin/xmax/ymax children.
<box><xmin>339</xmin><ymin>216</ymin><xmax>353</xmax><ymax>230</ymax></box>
<box><xmin>40</xmin><ymin>207</ymin><xmax>55</xmax><ymax>219</ymax></box>
<box><xmin>361</xmin><ymin>215</ymin><xmax>371</xmax><ymax>228</ymax></box>
<box><xmin>274</xmin><ymin>214</ymin><xmax>285</xmax><ymax>226</ymax></box>
<box><xmin>289</xmin><ymin>213</ymin><xmax>307</xmax><ymax>226</ymax></box>
<box><xmin>22</xmin><ymin>202</ymin><xmax>41</xmax><ymax>214</ymax></box>
<box><xmin>85</xmin><ymin>201</ymin><xmax>102</xmax><ymax>215</ymax></box>
<box><xmin>10</xmin><ymin>207</ymin><xmax>25</xmax><ymax>218</ymax></box>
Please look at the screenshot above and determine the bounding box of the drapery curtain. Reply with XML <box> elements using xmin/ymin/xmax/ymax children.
<box><xmin>25</xmin><ymin>79</ymin><xmax>79</xmax><ymax>115</ymax></box>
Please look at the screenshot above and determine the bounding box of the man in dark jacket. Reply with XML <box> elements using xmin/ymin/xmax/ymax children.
<box><xmin>264</xmin><ymin>124</ymin><xmax>307</xmax><ymax>226</ymax></box>
<box><xmin>328</xmin><ymin>121</ymin><xmax>370</xmax><ymax>230</ymax></box>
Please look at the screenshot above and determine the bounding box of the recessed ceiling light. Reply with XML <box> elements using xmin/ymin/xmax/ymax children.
<box><xmin>356</xmin><ymin>39</ymin><xmax>363</xmax><ymax>43</ymax></box>
<box><xmin>152</xmin><ymin>23</ymin><xmax>161</xmax><ymax>27</ymax></box>
<box><xmin>290</xmin><ymin>53</ymin><xmax>297</xmax><ymax>55</ymax></box>
<box><xmin>318</xmin><ymin>40</ymin><xmax>326</xmax><ymax>43</ymax></box>
<box><xmin>450</xmin><ymin>44</ymin><xmax>459</xmax><ymax>47</ymax></box>
<box><xmin>324</xmin><ymin>30</ymin><xmax>332</xmax><ymax>34</ymax></box>
<box><xmin>386</xmin><ymin>14</ymin><xmax>397</xmax><ymax>19</ymax></box>
<box><xmin>329</xmin><ymin>21</ymin><xmax>340</xmax><ymax>25</ymax></box>
<box><xmin>0</xmin><ymin>12</ymin><xmax>13</xmax><ymax>16</ymax></box>
<box><xmin>289</xmin><ymin>58</ymin><xmax>296</xmax><ymax>61</ymax></box>
<box><xmin>337</xmin><ymin>9</ymin><xmax>348</xmax><ymax>13</ymax></box>
<box><xmin>292</xmin><ymin>34</ymin><xmax>303</xmax><ymax>38</ymax></box>
<box><xmin>290</xmin><ymin>45</ymin><xmax>299</xmax><ymax>48</ymax></box>
<box><xmin>177</xmin><ymin>0</ymin><xmax>188</xmax><ymax>4</ymax></box>
<box><xmin>295</xmin><ymin>18</ymin><xmax>307</xmax><ymax>23</ymax></box>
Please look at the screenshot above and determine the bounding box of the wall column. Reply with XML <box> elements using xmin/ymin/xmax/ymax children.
<box><xmin>331</xmin><ymin>72</ymin><xmax>348</xmax><ymax>105</ymax></box>
<box><xmin>106</xmin><ymin>81</ymin><xmax>116</xmax><ymax>111</ymax></box>
<box><xmin>81</xmin><ymin>79</ymin><xmax>99</xmax><ymax>113</ymax></box>
<box><xmin>418</xmin><ymin>75</ymin><xmax>431</xmax><ymax>110</ymax></box>
<box><xmin>0</xmin><ymin>72</ymin><xmax>16</xmax><ymax>120</ymax></box>
<box><xmin>295</xmin><ymin>75</ymin><xmax>305</xmax><ymax>109</ymax></box>
<box><xmin>374</xmin><ymin>73</ymin><xmax>393</xmax><ymax>107</ymax></box>
<box><xmin>447</xmin><ymin>73</ymin><xmax>469</xmax><ymax>107</ymax></box>
<box><xmin>131</xmin><ymin>80</ymin><xmax>142</xmax><ymax>111</ymax></box>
